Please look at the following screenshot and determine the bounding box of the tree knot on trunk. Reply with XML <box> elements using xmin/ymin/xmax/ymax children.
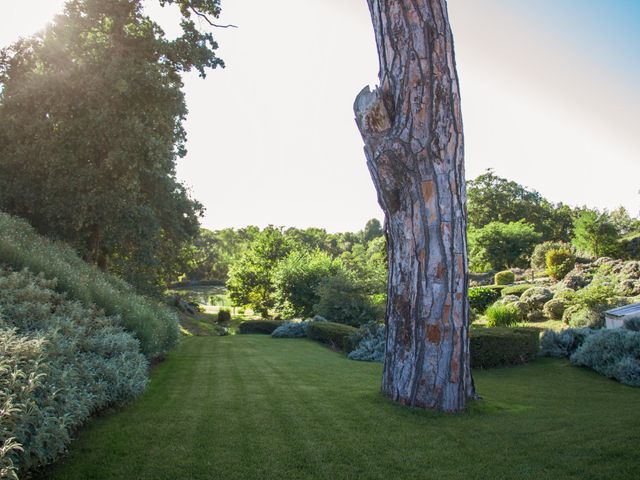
<box><xmin>354</xmin><ymin>86</ymin><xmax>393</xmax><ymax>137</ymax></box>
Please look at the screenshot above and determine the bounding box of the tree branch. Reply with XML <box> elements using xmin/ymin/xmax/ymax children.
<box><xmin>190</xmin><ymin>6</ymin><xmax>238</xmax><ymax>28</ymax></box>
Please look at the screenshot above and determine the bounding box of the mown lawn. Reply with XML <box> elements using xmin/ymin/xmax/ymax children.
<box><xmin>39</xmin><ymin>336</ymin><xmax>639</xmax><ymax>480</ymax></box>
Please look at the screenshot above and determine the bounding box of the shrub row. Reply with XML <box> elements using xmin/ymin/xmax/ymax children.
<box><xmin>541</xmin><ymin>326</ymin><xmax>640</xmax><ymax>387</ymax></box>
<box><xmin>0</xmin><ymin>212</ymin><xmax>178</xmax><ymax>359</ymax></box>
<box><xmin>238</xmin><ymin>320</ymin><xmax>282</xmax><ymax>335</ymax></box>
<box><xmin>0</xmin><ymin>268</ymin><xmax>148</xmax><ymax>475</ymax></box>
<box><xmin>470</xmin><ymin>327</ymin><xmax>540</xmax><ymax>369</ymax></box>
<box><xmin>306</xmin><ymin>322</ymin><xmax>358</xmax><ymax>352</ymax></box>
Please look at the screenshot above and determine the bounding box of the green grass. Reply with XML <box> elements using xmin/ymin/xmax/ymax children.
<box><xmin>38</xmin><ymin>336</ymin><xmax>640</xmax><ymax>480</ymax></box>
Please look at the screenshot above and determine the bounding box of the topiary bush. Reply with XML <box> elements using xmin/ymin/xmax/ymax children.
<box><xmin>217</xmin><ymin>308</ymin><xmax>231</xmax><ymax>322</ymax></box>
<box><xmin>564</xmin><ymin>306</ymin><xmax>604</xmax><ymax>329</ymax></box>
<box><xmin>0</xmin><ymin>212</ymin><xmax>178</xmax><ymax>359</ymax></box>
<box><xmin>543</xmin><ymin>299</ymin><xmax>567</xmax><ymax>320</ymax></box>
<box><xmin>313</xmin><ymin>271</ymin><xmax>382</xmax><ymax>327</ymax></box>
<box><xmin>0</xmin><ymin>268</ymin><xmax>148</xmax><ymax>475</ymax></box>
<box><xmin>494</xmin><ymin>270</ymin><xmax>515</xmax><ymax>285</ymax></box>
<box><xmin>570</xmin><ymin>328</ymin><xmax>640</xmax><ymax>387</ymax></box>
<box><xmin>307</xmin><ymin>321</ymin><xmax>358</xmax><ymax>352</ymax></box>
<box><xmin>531</xmin><ymin>241</ymin><xmax>574</xmax><ymax>271</ymax></box>
<box><xmin>520</xmin><ymin>287</ymin><xmax>553</xmax><ymax>311</ymax></box>
<box><xmin>545</xmin><ymin>248</ymin><xmax>576</xmax><ymax>280</ymax></box>
<box><xmin>501</xmin><ymin>284</ymin><xmax>535</xmax><ymax>297</ymax></box>
<box><xmin>468</xmin><ymin>286</ymin><xmax>503</xmax><ymax>313</ymax></box>
<box><xmin>485</xmin><ymin>303</ymin><xmax>521</xmax><ymax>327</ymax></box>
<box><xmin>238</xmin><ymin>320</ymin><xmax>282</xmax><ymax>335</ymax></box>
<box><xmin>470</xmin><ymin>327</ymin><xmax>540</xmax><ymax>368</ymax></box>
<box><xmin>347</xmin><ymin>322</ymin><xmax>385</xmax><ymax>362</ymax></box>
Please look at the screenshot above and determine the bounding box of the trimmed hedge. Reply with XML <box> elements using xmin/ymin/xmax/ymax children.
<box><xmin>470</xmin><ymin>327</ymin><xmax>540</xmax><ymax>368</ymax></box>
<box><xmin>494</xmin><ymin>270</ymin><xmax>515</xmax><ymax>285</ymax></box>
<box><xmin>501</xmin><ymin>284</ymin><xmax>535</xmax><ymax>297</ymax></box>
<box><xmin>238</xmin><ymin>320</ymin><xmax>282</xmax><ymax>334</ymax></box>
<box><xmin>307</xmin><ymin>321</ymin><xmax>358</xmax><ymax>352</ymax></box>
<box><xmin>469</xmin><ymin>286</ymin><xmax>504</xmax><ymax>313</ymax></box>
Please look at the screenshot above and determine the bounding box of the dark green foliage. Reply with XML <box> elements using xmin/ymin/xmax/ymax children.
<box><xmin>468</xmin><ymin>220</ymin><xmax>541</xmax><ymax>271</ymax></box>
<box><xmin>0</xmin><ymin>0</ymin><xmax>225</xmax><ymax>292</ymax></box>
<box><xmin>485</xmin><ymin>304</ymin><xmax>521</xmax><ymax>327</ymax></box>
<box><xmin>468</xmin><ymin>286</ymin><xmax>503</xmax><ymax>313</ymax></box>
<box><xmin>470</xmin><ymin>327</ymin><xmax>540</xmax><ymax>368</ymax></box>
<box><xmin>313</xmin><ymin>271</ymin><xmax>383</xmax><ymax>327</ymax></box>
<box><xmin>273</xmin><ymin>250</ymin><xmax>340</xmax><ymax>318</ymax></box>
<box><xmin>217</xmin><ymin>308</ymin><xmax>231</xmax><ymax>322</ymax></box>
<box><xmin>501</xmin><ymin>284</ymin><xmax>535</xmax><ymax>297</ymax></box>
<box><xmin>306</xmin><ymin>321</ymin><xmax>358</xmax><ymax>352</ymax></box>
<box><xmin>0</xmin><ymin>212</ymin><xmax>178</xmax><ymax>358</ymax></box>
<box><xmin>571</xmin><ymin>329</ymin><xmax>640</xmax><ymax>387</ymax></box>
<box><xmin>494</xmin><ymin>270</ymin><xmax>515</xmax><ymax>285</ymax></box>
<box><xmin>227</xmin><ymin>227</ymin><xmax>292</xmax><ymax>316</ymax></box>
<box><xmin>573</xmin><ymin>211</ymin><xmax>621</xmax><ymax>258</ymax></box>
<box><xmin>620</xmin><ymin>232</ymin><xmax>640</xmax><ymax>260</ymax></box>
<box><xmin>467</xmin><ymin>170</ymin><xmax>574</xmax><ymax>242</ymax></box>
<box><xmin>237</xmin><ymin>320</ymin><xmax>282</xmax><ymax>335</ymax></box>
<box><xmin>545</xmin><ymin>248</ymin><xmax>576</xmax><ymax>280</ymax></box>
<box><xmin>543</xmin><ymin>299</ymin><xmax>567</xmax><ymax>320</ymax></box>
<box><xmin>0</xmin><ymin>268</ymin><xmax>148</xmax><ymax>474</ymax></box>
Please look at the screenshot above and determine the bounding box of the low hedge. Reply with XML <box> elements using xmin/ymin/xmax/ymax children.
<box><xmin>501</xmin><ymin>284</ymin><xmax>535</xmax><ymax>297</ymax></box>
<box><xmin>307</xmin><ymin>321</ymin><xmax>358</xmax><ymax>352</ymax></box>
<box><xmin>238</xmin><ymin>320</ymin><xmax>283</xmax><ymax>334</ymax></box>
<box><xmin>469</xmin><ymin>286</ymin><xmax>504</xmax><ymax>313</ymax></box>
<box><xmin>470</xmin><ymin>327</ymin><xmax>540</xmax><ymax>368</ymax></box>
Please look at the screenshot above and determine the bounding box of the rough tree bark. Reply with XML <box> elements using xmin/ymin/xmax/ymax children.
<box><xmin>354</xmin><ymin>0</ymin><xmax>474</xmax><ymax>412</ymax></box>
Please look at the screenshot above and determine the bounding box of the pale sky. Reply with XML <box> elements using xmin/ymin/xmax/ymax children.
<box><xmin>1</xmin><ymin>0</ymin><xmax>639</xmax><ymax>232</ymax></box>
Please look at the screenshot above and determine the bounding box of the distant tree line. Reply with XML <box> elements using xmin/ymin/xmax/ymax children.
<box><xmin>467</xmin><ymin>170</ymin><xmax>640</xmax><ymax>271</ymax></box>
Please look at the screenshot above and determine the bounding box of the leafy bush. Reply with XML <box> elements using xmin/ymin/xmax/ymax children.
<box><xmin>485</xmin><ymin>303</ymin><xmax>521</xmax><ymax>327</ymax></box>
<box><xmin>217</xmin><ymin>309</ymin><xmax>231</xmax><ymax>322</ymax></box>
<box><xmin>468</xmin><ymin>286</ymin><xmax>503</xmax><ymax>313</ymax></box>
<box><xmin>531</xmin><ymin>241</ymin><xmax>574</xmax><ymax>271</ymax></box>
<box><xmin>306</xmin><ymin>322</ymin><xmax>358</xmax><ymax>352</ymax></box>
<box><xmin>543</xmin><ymin>299</ymin><xmax>566</xmax><ymax>320</ymax></box>
<box><xmin>0</xmin><ymin>212</ymin><xmax>178</xmax><ymax>359</ymax></box>
<box><xmin>545</xmin><ymin>248</ymin><xmax>576</xmax><ymax>280</ymax></box>
<box><xmin>562</xmin><ymin>305</ymin><xmax>604</xmax><ymax>329</ymax></box>
<box><xmin>520</xmin><ymin>287</ymin><xmax>553</xmax><ymax>311</ymax></box>
<box><xmin>571</xmin><ymin>329</ymin><xmax>640</xmax><ymax>387</ymax></box>
<box><xmin>0</xmin><ymin>268</ymin><xmax>148</xmax><ymax>475</ymax></box>
<box><xmin>468</xmin><ymin>220</ymin><xmax>541</xmax><ymax>271</ymax></box>
<box><xmin>540</xmin><ymin>328</ymin><xmax>596</xmax><ymax>357</ymax></box>
<box><xmin>501</xmin><ymin>284</ymin><xmax>534</xmax><ymax>297</ymax></box>
<box><xmin>238</xmin><ymin>320</ymin><xmax>282</xmax><ymax>335</ymax></box>
<box><xmin>470</xmin><ymin>327</ymin><xmax>540</xmax><ymax>368</ymax></box>
<box><xmin>494</xmin><ymin>270</ymin><xmax>515</xmax><ymax>285</ymax></box>
<box><xmin>313</xmin><ymin>271</ymin><xmax>382</xmax><ymax>327</ymax></box>
<box><xmin>347</xmin><ymin>322</ymin><xmax>385</xmax><ymax>362</ymax></box>
<box><xmin>272</xmin><ymin>250</ymin><xmax>340</xmax><ymax>318</ymax></box>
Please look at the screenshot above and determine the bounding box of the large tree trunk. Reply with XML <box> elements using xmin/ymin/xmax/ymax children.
<box><xmin>355</xmin><ymin>0</ymin><xmax>474</xmax><ymax>412</ymax></box>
